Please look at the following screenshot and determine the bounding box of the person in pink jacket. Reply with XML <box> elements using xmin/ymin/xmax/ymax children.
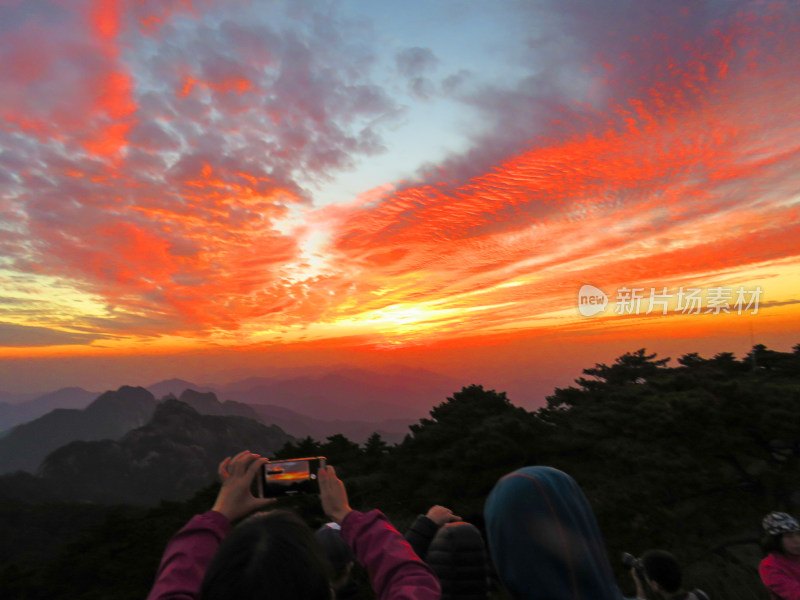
<box><xmin>147</xmin><ymin>451</ymin><xmax>440</xmax><ymax>600</ymax></box>
<box><xmin>760</xmin><ymin>511</ymin><xmax>800</xmax><ymax>600</ymax></box>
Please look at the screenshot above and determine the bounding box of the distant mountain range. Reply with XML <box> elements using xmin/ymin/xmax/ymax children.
<box><xmin>0</xmin><ymin>386</ymin><xmax>285</xmax><ymax>475</ymax></box>
<box><xmin>0</xmin><ymin>398</ymin><xmax>293</xmax><ymax>505</ymax></box>
<box><xmin>139</xmin><ymin>366</ymin><xmax>458</xmax><ymax>440</ymax></box>
<box><xmin>0</xmin><ymin>387</ymin><xmax>99</xmax><ymax>434</ymax></box>
<box><xmin>0</xmin><ymin>390</ymin><xmax>39</xmax><ymax>404</ymax></box>
<box><xmin>0</xmin><ymin>386</ymin><xmax>158</xmax><ymax>474</ymax></box>
<box><xmin>0</xmin><ymin>365</ymin><xmax>481</xmax><ymax>505</ymax></box>
<box><xmin>210</xmin><ymin>366</ymin><xmax>462</xmax><ymax>421</ymax></box>
<box><xmin>248</xmin><ymin>403</ymin><xmax>412</xmax><ymax>445</ymax></box>
<box><xmin>0</xmin><ymin>366</ymin><xmax>461</xmax><ymax>431</ymax></box>
<box><xmin>146</xmin><ymin>378</ymin><xmax>217</xmax><ymax>399</ymax></box>
<box><xmin>171</xmin><ymin>367</ymin><xmax>463</xmax><ymax>439</ymax></box>
<box><xmin>164</xmin><ymin>388</ymin><xmax>413</xmax><ymax>445</ymax></box>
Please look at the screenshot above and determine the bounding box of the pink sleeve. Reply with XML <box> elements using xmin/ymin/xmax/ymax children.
<box><xmin>760</xmin><ymin>555</ymin><xmax>800</xmax><ymax>600</ymax></box>
<box><xmin>341</xmin><ymin>509</ymin><xmax>441</xmax><ymax>600</ymax></box>
<box><xmin>146</xmin><ymin>510</ymin><xmax>232</xmax><ymax>600</ymax></box>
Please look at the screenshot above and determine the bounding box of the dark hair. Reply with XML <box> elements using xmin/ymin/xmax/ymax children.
<box><xmin>761</xmin><ymin>532</ymin><xmax>787</xmax><ymax>556</ymax></box>
<box><xmin>641</xmin><ymin>550</ymin><xmax>682</xmax><ymax>593</ymax></box>
<box><xmin>201</xmin><ymin>510</ymin><xmax>332</xmax><ymax>600</ymax></box>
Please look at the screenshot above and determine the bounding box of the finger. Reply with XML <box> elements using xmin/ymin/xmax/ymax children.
<box><xmin>245</xmin><ymin>456</ymin><xmax>268</xmax><ymax>472</ymax></box>
<box><xmin>318</xmin><ymin>466</ymin><xmax>330</xmax><ymax>489</ymax></box>
<box><xmin>218</xmin><ymin>457</ymin><xmax>232</xmax><ymax>480</ymax></box>
<box><xmin>245</xmin><ymin>456</ymin><xmax>269</xmax><ymax>481</ymax></box>
<box><xmin>318</xmin><ymin>465</ymin><xmax>332</xmax><ymax>483</ymax></box>
<box><xmin>230</xmin><ymin>450</ymin><xmax>259</xmax><ymax>474</ymax></box>
<box><xmin>227</xmin><ymin>451</ymin><xmax>249</xmax><ymax>473</ymax></box>
<box><xmin>318</xmin><ymin>465</ymin><xmax>336</xmax><ymax>493</ymax></box>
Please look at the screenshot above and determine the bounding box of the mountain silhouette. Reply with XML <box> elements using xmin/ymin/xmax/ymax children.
<box><xmin>249</xmin><ymin>403</ymin><xmax>410</xmax><ymax>444</ymax></box>
<box><xmin>0</xmin><ymin>387</ymin><xmax>99</xmax><ymax>434</ymax></box>
<box><xmin>177</xmin><ymin>389</ymin><xmax>260</xmax><ymax>420</ymax></box>
<box><xmin>220</xmin><ymin>367</ymin><xmax>462</xmax><ymax>421</ymax></box>
<box><xmin>0</xmin><ymin>386</ymin><xmax>157</xmax><ymax>474</ymax></box>
<box><xmin>34</xmin><ymin>399</ymin><xmax>293</xmax><ymax>504</ymax></box>
<box><xmin>146</xmin><ymin>378</ymin><xmax>216</xmax><ymax>399</ymax></box>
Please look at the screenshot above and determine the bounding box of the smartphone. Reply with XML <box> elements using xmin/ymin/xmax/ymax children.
<box><xmin>257</xmin><ymin>456</ymin><xmax>326</xmax><ymax>497</ymax></box>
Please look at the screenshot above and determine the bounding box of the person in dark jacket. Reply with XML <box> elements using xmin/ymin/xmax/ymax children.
<box><xmin>406</xmin><ymin>505</ymin><xmax>490</xmax><ymax>600</ymax></box>
<box><xmin>483</xmin><ymin>465</ymin><xmax>632</xmax><ymax>600</ymax></box>
<box><xmin>406</xmin><ymin>505</ymin><xmax>462</xmax><ymax>559</ymax></box>
<box><xmin>427</xmin><ymin>521</ymin><xmax>490</xmax><ymax>600</ymax></box>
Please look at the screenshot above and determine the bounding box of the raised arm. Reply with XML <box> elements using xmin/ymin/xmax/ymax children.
<box><xmin>147</xmin><ymin>451</ymin><xmax>274</xmax><ymax>600</ymax></box>
<box><xmin>319</xmin><ymin>465</ymin><xmax>441</xmax><ymax>600</ymax></box>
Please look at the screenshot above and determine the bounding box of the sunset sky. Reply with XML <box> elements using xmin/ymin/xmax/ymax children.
<box><xmin>1</xmin><ymin>0</ymin><xmax>798</xmax><ymax>405</ymax></box>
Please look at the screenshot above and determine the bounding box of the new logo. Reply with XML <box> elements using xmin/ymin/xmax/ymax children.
<box><xmin>578</xmin><ymin>284</ymin><xmax>608</xmax><ymax>317</ymax></box>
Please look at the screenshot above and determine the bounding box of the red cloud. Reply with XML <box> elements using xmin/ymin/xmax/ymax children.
<box><xmin>0</xmin><ymin>0</ymin><xmax>137</xmax><ymax>156</ymax></box>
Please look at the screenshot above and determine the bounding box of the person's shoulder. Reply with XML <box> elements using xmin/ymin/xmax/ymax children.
<box><xmin>761</xmin><ymin>551</ymin><xmax>800</xmax><ymax>569</ymax></box>
<box><xmin>761</xmin><ymin>553</ymin><xmax>778</xmax><ymax>568</ymax></box>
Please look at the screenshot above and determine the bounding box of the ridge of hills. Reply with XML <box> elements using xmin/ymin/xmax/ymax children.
<box><xmin>0</xmin><ymin>398</ymin><xmax>293</xmax><ymax>505</ymax></box>
<box><xmin>0</xmin><ymin>366</ymin><xmax>461</xmax><ymax>443</ymax></box>
<box><xmin>0</xmin><ymin>378</ymin><xmax>423</xmax><ymax>477</ymax></box>
<box><xmin>0</xmin><ymin>366</ymin><xmax>462</xmax><ymax>484</ymax></box>
<box><xmin>247</xmin><ymin>403</ymin><xmax>412</xmax><ymax>446</ymax></box>
<box><xmin>0</xmin><ymin>386</ymin><xmax>273</xmax><ymax>475</ymax></box>
<box><xmin>144</xmin><ymin>365</ymin><xmax>462</xmax><ymax>422</ymax></box>
<box><xmin>169</xmin><ymin>387</ymin><xmax>414</xmax><ymax>446</ymax></box>
<box><xmin>0</xmin><ymin>387</ymin><xmax>99</xmax><ymax>434</ymax></box>
<box><xmin>0</xmin><ymin>390</ymin><xmax>39</xmax><ymax>404</ymax></box>
<box><xmin>0</xmin><ymin>386</ymin><xmax>158</xmax><ymax>474</ymax></box>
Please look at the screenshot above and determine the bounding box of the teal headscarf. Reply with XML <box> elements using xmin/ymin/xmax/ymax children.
<box><xmin>484</xmin><ymin>466</ymin><xmax>625</xmax><ymax>600</ymax></box>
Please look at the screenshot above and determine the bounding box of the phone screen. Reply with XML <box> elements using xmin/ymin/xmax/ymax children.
<box><xmin>260</xmin><ymin>457</ymin><xmax>326</xmax><ymax>497</ymax></box>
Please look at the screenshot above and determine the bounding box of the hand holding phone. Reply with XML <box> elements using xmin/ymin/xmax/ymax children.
<box><xmin>212</xmin><ymin>451</ymin><xmax>275</xmax><ymax>521</ymax></box>
<box><xmin>257</xmin><ymin>456</ymin><xmax>326</xmax><ymax>498</ymax></box>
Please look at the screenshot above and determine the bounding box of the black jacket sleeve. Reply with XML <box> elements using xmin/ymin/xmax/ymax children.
<box><xmin>404</xmin><ymin>515</ymin><xmax>440</xmax><ymax>560</ymax></box>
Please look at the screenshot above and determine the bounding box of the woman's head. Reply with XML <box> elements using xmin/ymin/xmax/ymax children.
<box><xmin>201</xmin><ymin>510</ymin><xmax>332</xmax><ymax>600</ymax></box>
<box><xmin>483</xmin><ymin>466</ymin><xmax>622</xmax><ymax>600</ymax></box>
<box><xmin>761</xmin><ymin>511</ymin><xmax>800</xmax><ymax>557</ymax></box>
